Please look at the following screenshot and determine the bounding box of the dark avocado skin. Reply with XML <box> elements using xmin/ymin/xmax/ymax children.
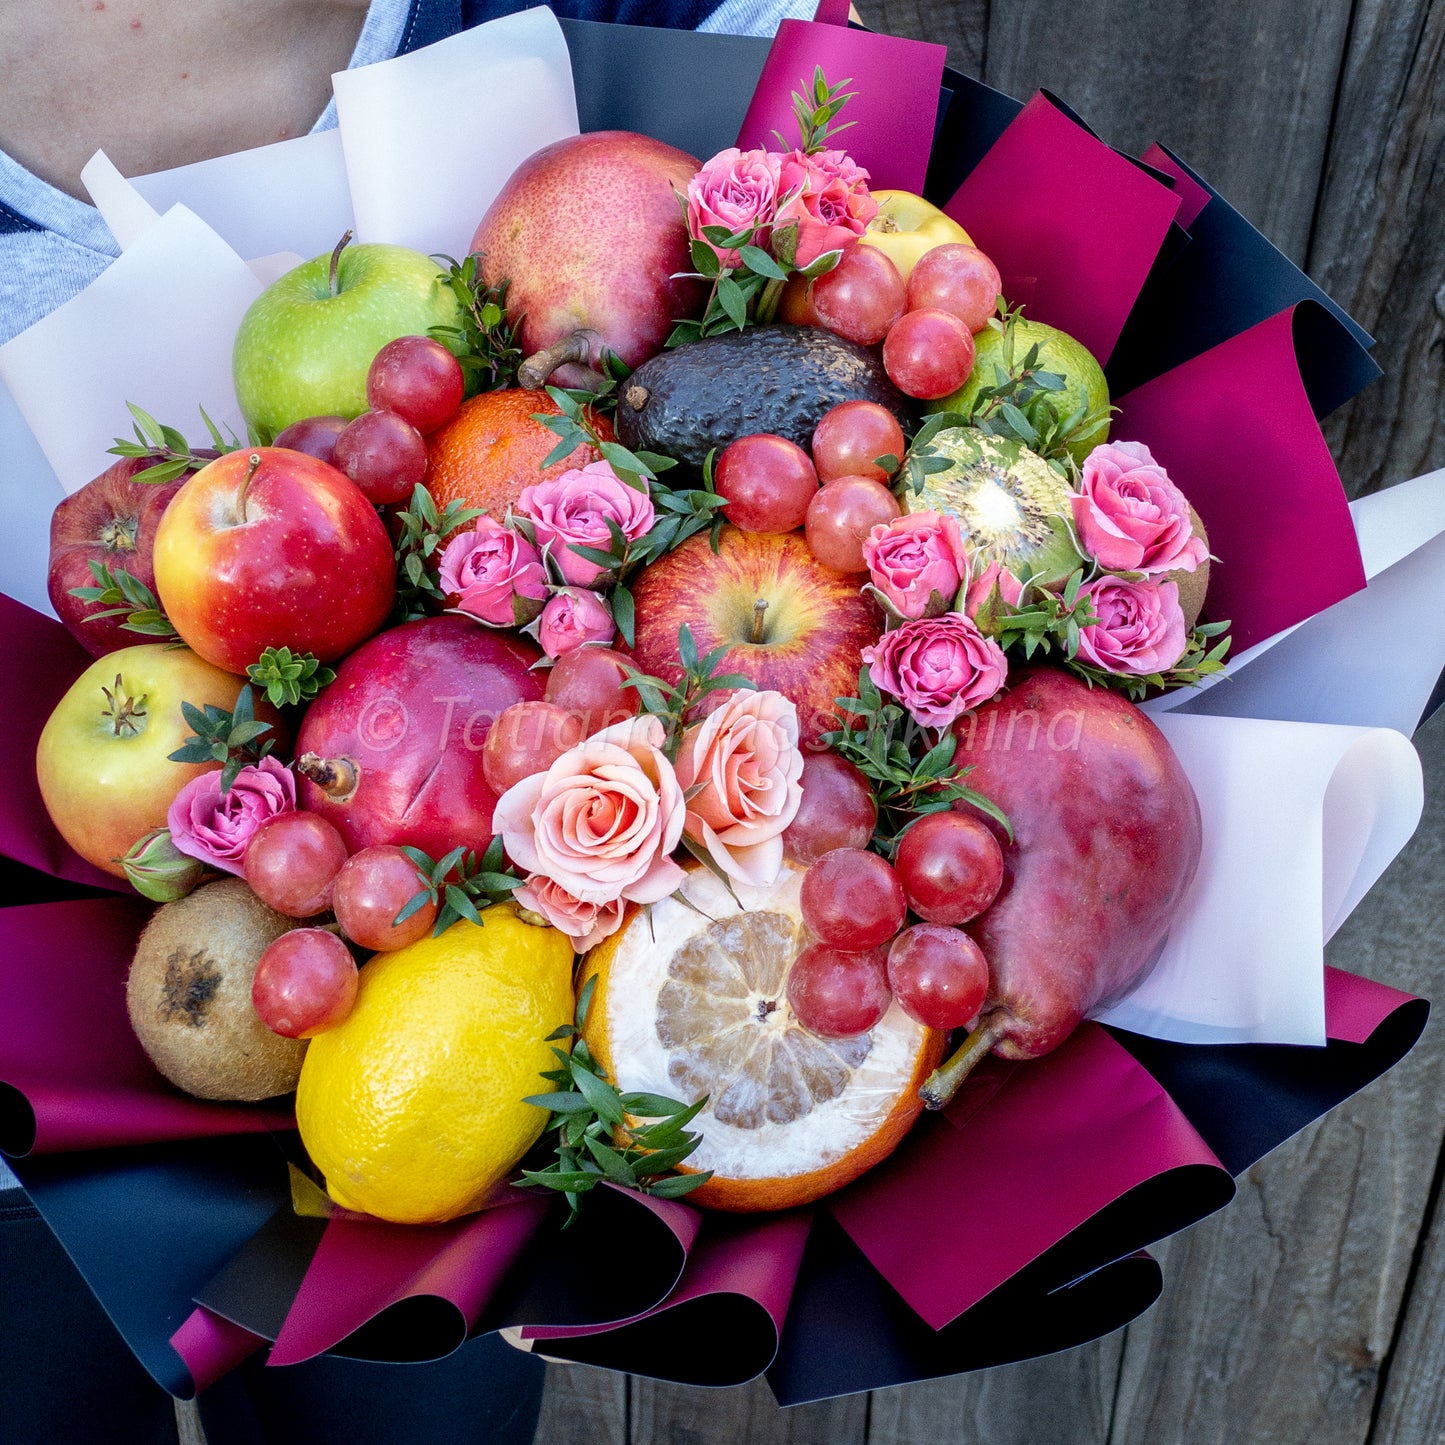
<box><xmin>615</xmin><ymin>325</ymin><xmax>916</xmax><ymax>467</ymax></box>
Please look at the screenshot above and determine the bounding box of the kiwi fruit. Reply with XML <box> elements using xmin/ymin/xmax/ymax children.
<box><xmin>910</xmin><ymin>429</ymin><xmax>1083</xmax><ymax>586</ymax></box>
<box><xmin>127</xmin><ymin>878</ymin><xmax>306</xmax><ymax>1101</ymax></box>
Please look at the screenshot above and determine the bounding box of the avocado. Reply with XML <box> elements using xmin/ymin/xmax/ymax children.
<box><xmin>616</xmin><ymin>325</ymin><xmax>915</xmax><ymax>467</ymax></box>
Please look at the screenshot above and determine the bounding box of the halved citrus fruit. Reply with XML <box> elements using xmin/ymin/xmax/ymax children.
<box><xmin>580</xmin><ymin>865</ymin><xmax>944</xmax><ymax>1212</ymax></box>
<box><xmin>424</xmin><ymin>388</ymin><xmax>614</xmax><ymax>521</ymax></box>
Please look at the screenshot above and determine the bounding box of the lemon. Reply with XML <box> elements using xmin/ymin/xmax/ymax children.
<box><xmin>296</xmin><ymin>903</ymin><xmax>574</xmax><ymax>1224</ymax></box>
<box><xmin>930</xmin><ymin>315</ymin><xmax>1111</xmax><ymax>465</ymax></box>
<box><xmin>581</xmin><ymin>866</ymin><xmax>942</xmax><ymax>1212</ymax></box>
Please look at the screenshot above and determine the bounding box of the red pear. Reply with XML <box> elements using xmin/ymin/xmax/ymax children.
<box><xmin>470</xmin><ymin>131</ymin><xmax>705</xmax><ymax>388</ymax></box>
<box><xmin>921</xmin><ymin>668</ymin><xmax>1202</xmax><ymax>1107</ymax></box>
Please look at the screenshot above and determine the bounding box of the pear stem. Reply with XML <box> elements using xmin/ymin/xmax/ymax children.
<box><xmin>754</xmin><ymin>276</ymin><xmax>786</xmax><ymax>326</ymax></box>
<box><xmin>919</xmin><ymin>1009</ymin><xmax>1011</xmax><ymax>1110</ymax></box>
<box><xmin>518</xmin><ymin>331</ymin><xmax>604</xmax><ymax>392</ymax></box>
<box><xmin>750</xmin><ymin>599</ymin><xmax>769</xmax><ymax>645</ymax></box>
<box><xmin>328</xmin><ymin>229</ymin><xmax>353</xmax><ymax>298</ymax></box>
<box><xmin>235</xmin><ymin>453</ymin><xmax>262</xmax><ymax>524</ymax></box>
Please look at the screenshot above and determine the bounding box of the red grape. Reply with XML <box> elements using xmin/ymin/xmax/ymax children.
<box><xmin>252</xmin><ymin>928</ymin><xmax>358</xmax><ymax>1038</ymax></box>
<box><xmin>332</xmin><ymin>409</ymin><xmax>428</xmax><ymax>506</ymax></box>
<box><xmin>893</xmin><ymin>811</ymin><xmax>1004</xmax><ymax>925</ymax></box>
<box><xmin>544</xmin><ymin>645</ymin><xmax>640</xmax><ymax>736</ymax></box>
<box><xmin>811</xmin><ymin>401</ymin><xmax>906</xmax><ymax>485</ymax></box>
<box><xmin>366</xmin><ymin>335</ymin><xmax>465</xmax><ymax>434</ymax></box>
<box><xmin>882</xmin><ymin>309</ymin><xmax>977</xmax><ymax>400</ymax></box>
<box><xmin>886</xmin><ymin>924</ymin><xmax>988</xmax><ymax>1030</ymax></box>
<box><xmin>786</xmin><ymin>941</ymin><xmax>892</xmax><ymax>1038</ymax></box>
<box><xmin>904</xmin><ymin>245</ymin><xmax>1003</xmax><ymax>333</ymax></box>
<box><xmin>804</xmin><ymin>475</ymin><xmax>901</xmax><ymax>573</ymax></box>
<box><xmin>273</xmin><ymin>415</ymin><xmax>347</xmax><ymax>465</ymax></box>
<box><xmin>783</xmin><ymin>753</ymin><xmax>878</xmax><ymax>865</ymax></box>
<box><xmin>810</xmin><ymin>244</ymin><xmax>906</xmax><ymax>346</ymax></box>
<box><xmin>800</xmin><ymin>847</ymin><xmax>906</xmax><ymax>950</ymax></box>
<box><xmin>481</xmin><ymin>700</ymin><xmax>585</xmax><ymax>796</ymax></box>
<box><xmin>333</xmin><ymin>845</ymin><xmax>437</xmax><ymax>951</ymax></box>
<box><xmin>244</xmin><ymin>811</ymin><xmax>349</xmax><ymax>918</ymax></box>
<box><xmin>715</xmin><ymin>434</ymin><xmax>819</xmax><ymax>533</ymax></box>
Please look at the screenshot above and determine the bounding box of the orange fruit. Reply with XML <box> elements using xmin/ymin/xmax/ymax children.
<box><xmin>424</xmin><ymin>388</ymin><xmax>616</xmax><ymax>521</ymax></box>
<box><xmin>580</xmin><ymin>865</ymin><xmax>943</xmax><ymax>1212</ymax></box>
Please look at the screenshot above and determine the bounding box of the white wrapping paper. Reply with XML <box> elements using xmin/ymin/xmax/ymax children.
<box><xmin>0</xmin><ymin>206</ymin><xmax>260</xmax><ymax>495</ymax></box>
<box><xmin>333</xmin><ymin>6</ymin><xmax>578</xmax><ymax>257</ymax></box>
<box><xmin>1095</xmin><ymin>716</ymin><xmax>1424</xmax><ymax>1044</ymax></box>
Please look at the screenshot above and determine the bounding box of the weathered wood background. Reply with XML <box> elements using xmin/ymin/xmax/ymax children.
<box><xmin>528</xmin><ymin>1</ymin><xmax>1445</xmax><ymax>1441</ymax></box>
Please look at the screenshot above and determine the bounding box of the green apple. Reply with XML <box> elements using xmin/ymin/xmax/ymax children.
<box><xmin>232</xmin><ymin>238</ymin><xmax>464</xmax><ymax>443</ymax></box>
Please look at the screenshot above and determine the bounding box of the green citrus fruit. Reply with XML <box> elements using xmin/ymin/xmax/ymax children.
<box><xmin>928</xmin><ymin>316</ymin><xmax>1111</xmax><ymax>465</ymax></box>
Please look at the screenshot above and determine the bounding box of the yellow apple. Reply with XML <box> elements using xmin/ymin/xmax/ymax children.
<box><xmin>859</xmin><ymin>191</ymin><xmax>973</xmax><ymax>282</ymax></box>
<box><xmin>36</xmin><ymin>644</ymin><xmax>281</xmax><ymax>877</ymax></box>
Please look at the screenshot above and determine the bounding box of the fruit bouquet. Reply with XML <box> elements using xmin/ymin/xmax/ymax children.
<box><xmin>0</xmin><ymin>5</ymin><xmax>1441</xmax><ymax>1406</ymax></box>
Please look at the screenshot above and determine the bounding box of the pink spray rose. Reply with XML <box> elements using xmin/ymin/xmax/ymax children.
<box><xmin>167</xmin><ymin>755</ymin><xmax>296</xmax><ymax>876</ymax></box>
<box><xmin>537</xmin><ymin>588</ymin><xmax>615</xmax><ymax>659</ymax></box>
<box><xmin>518</xmin><ymin>461</ymin><xmax>656</xmax><ymax>587</ymax></box>
<box><xmin>491</xmin><ymin>715</ymin><xmax>686</xmax><ymax>907</ymax></box>
<box><xmin>674</xmin><ymin>689</ymin><xmax>804</xmax><ymax>886</ymax></box>
<box><xmin>862</xmin><ymin>511</ymin><xmax>967</xmax><ymax>620</ymax></box>
<box><xmin>963</xmin><ymin>560</ymin><xmax>1026</xmax><ymax>621</ymax></box>
<box><xmin>1071</xmin><ymin>441</ymin><xmax>1207</xmax><ymax>576</ymax></box>
<box><xmin>862</xmin><ymin>615</ymin><xmax>1009</xmax><ymax>729</ymax></box>
<box><xmin>1076</xmin><ymin>577</ymin><xmax>1188</xmax><ymax>676</ymax></box>
<box><xmin>775</xmin><ymin>148</ymin><xmax>877</xmax><ymax>268</ymax></box>
<box><xmin>515</xmin><ymin>874</ymin><xmax>626</xmax><ymax>953</ymax></box>
<box><xmin>437</xmin><ymin>515</ymin><xmax>547</xmax><ymax>627</ymax></box>
<box><xmin>686</xmin><ymin>147</ymin><xmax>783</xmax><ymax>265</ymax></box>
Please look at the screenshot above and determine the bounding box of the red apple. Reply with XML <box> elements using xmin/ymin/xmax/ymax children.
<box><xmin>48</xmin><ymin>458</ymin><xmax>184</xmax><ymax>657</ymax></box>
<box><xmin>470</xmin><ymin>132</ymin><xmax>705</xmax><ymax>387</ymax></box>
<box><xmin>293</xmin><ymin>615</ymin><xmax>544</xmax><ymax>857</ymax></box>
<box><xmin>152</xmin><ymin>448</ymin><xmax>395</xmax><ymax>675</ymax></box>
<box><xmin>627</xmin><ymin>527</ymin><xmax>882</xmax><ymax>743</ymax></box>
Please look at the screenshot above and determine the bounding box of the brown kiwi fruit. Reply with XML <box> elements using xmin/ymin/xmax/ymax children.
<box><xmin>127</xmin><ymin>878</ymin><xmax>306</xmax><ymax>1100</ymax></box>
<box><xmin>1168</xmin><ymin>505</ymin><xmax>1210</xmax><ymax>631</ymax></box>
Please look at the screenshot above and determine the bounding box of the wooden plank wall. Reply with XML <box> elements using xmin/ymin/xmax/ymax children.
<box><xmin>532</xmin><ymin>1</ymin><xmax>1445</xmax><ymax>1441</ymax></box>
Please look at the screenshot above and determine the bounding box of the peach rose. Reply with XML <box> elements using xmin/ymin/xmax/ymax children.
<box><xmin>491</xmin><ymin>715</ymin><xmax>685</xmax><ymax>906</ymax></box>
<box><xmin>674</xmin><ymin>689</ymin><xmax>804</xmax><ymax>886</ymax></box>
<box><xmin>515</xmin><ymin>874</ymin><xmax>626</xmax><ymax>953</ymax></box>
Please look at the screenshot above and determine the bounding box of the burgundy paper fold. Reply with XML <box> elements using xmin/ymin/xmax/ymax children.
<box><xmin>1325</xmin><ymin>965</ymin><xmax>1420</xmax><ymax>1045</ymax></box>
<box><xmin>1113</xmin><ymin>305</ymin><xmax>1367</xmax><ymax>651</ymax></box>
<box><xmin>523</xmin><ymin>1209</ymin><xmax>811</xmax><ymax>1344</ymax></box>
<box><xmin>0</xmin><ymin>593</ymin><xmax>129</xmax><ymax>892</ymax></box>
<box><xmin>943</xmin><ymin>93</ymin><xmax>1181</xmax><ymax>363</ymax></box>
<box><xmin>0</xmin><ymin>898</ymin><xmax>293</xmax><ymax>1155</ymax></box>
<box><xmin>268</xmin><ymin>1193</ymin><xmax>551</xmax><ymax>1366</ymax></box>
<box><xmin>1141</xmin><ymin>143</ymin><xmax>1211</xmax><ymax>229</ymax></box>
<box><xmin>827</xmin><ymin>1024</ymin><xmax>1225</xmax><ymax>1331</ymax></box>
<box><xmin>735</xmin><ymin>20</ymin><xmax>946</xmax><ymax>195</ymax></box>
<box><xmin>171</xmin><ymin>1305</ymin><xmax>268</xmax><ymax>1395</ymax></box>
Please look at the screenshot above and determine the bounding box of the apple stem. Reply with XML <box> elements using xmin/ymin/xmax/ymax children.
<box><xmin>328</xmin><ymin>229</ymin><xmax>353</xmax><ymax>299</ymax></box>
<box><xmin>235</xmin><ymin>453</ymin><xmax>262</xmax><ymax>524</ymax></box>
<box><xmin>918</xmin><ymin>1009</ymin><xmax>1010</xmax><ymax>1110</ymax></box>
<box><xmin>99</xmin><ymin>674</ymin><xmax>148</xmax><ymax>737</ymax></box>
<box><xmin>517</xmin><ymin>332</ymin><xmax>604</xmax><ymax>392</ymax></box>
<box><xmin>295</xmin><ymin>752</ymin><xmax>359</xmax><ymax>802</ymax></box>
<box><xmin>750</xmin><ymin>599</ymin><xmax>769</xmax><ymax>645</ymax></box>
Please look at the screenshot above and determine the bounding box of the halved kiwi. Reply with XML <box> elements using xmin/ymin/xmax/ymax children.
<box><xmin>909</xmin><ymin>430</ymin><xmax>1083</xmax><ymax>587</ymax></box>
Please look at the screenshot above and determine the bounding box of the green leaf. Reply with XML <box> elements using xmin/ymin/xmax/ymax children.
<box><xmin>688</xmin><ymin>239</ymin><xmax>722</xmax><ymax>279</ymax></box>
<box><xmin>738</xmin><ymin>244</ymin><xmax>788</xmax><ymax>281</ymax></box>
<box><xmin>647</xmin><ymin>1171</ymin><xmax>713</xmax><ymax>1198</ymax></box>
<box><xmin>611</xmin><ymin>585</ymin><xmax>636</xmax><ymax>648</ymax></box>
<box><xmin>716</xmin><ymin>274</ymin><xmax>749</xmax><ymax>330</ymax></box>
